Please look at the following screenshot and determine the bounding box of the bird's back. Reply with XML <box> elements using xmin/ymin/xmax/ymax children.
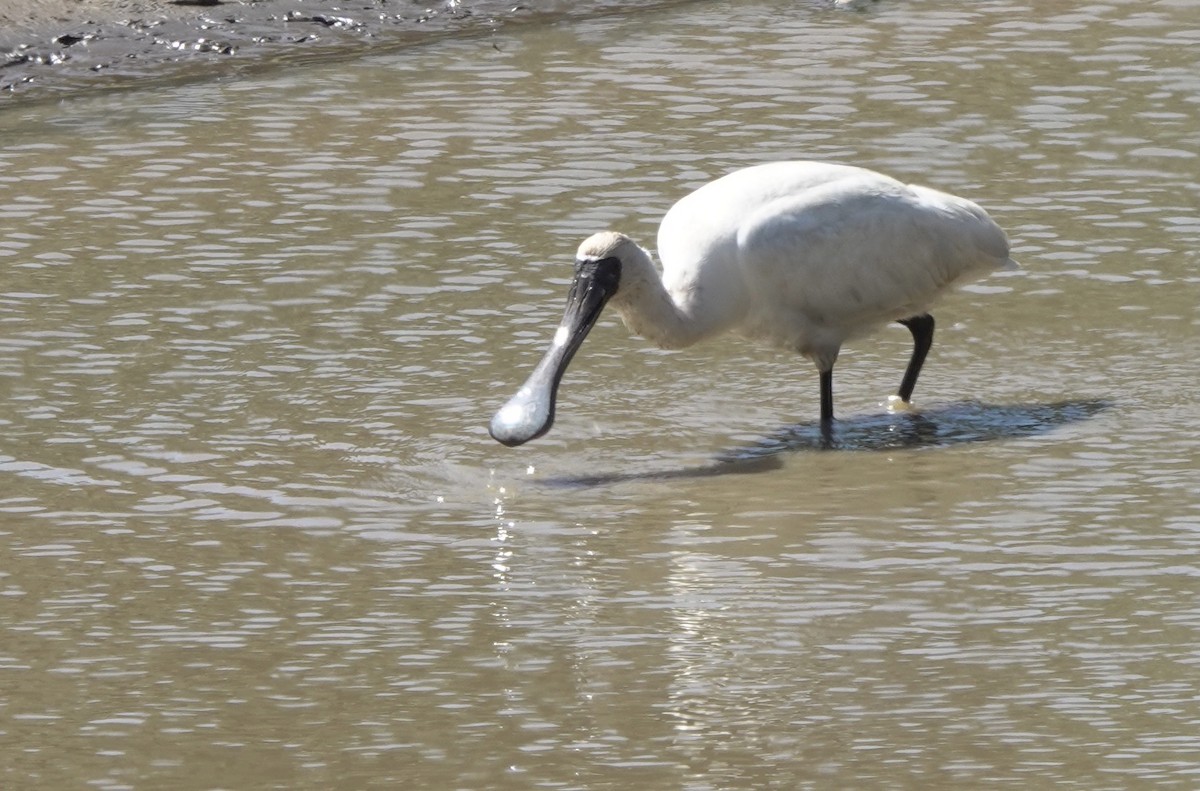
<box><xmin>655</xmin><ymin>161</ymin><xmax>1011</xmax><ymax>358</ymax></box>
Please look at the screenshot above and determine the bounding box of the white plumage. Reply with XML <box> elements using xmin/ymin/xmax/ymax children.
<box><xmin>490</xmin><ymin>161</ymin><xmax>1014</xmax><ymax>447</ymax></box>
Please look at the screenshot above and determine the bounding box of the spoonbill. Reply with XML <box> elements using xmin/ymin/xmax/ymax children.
<box><xmin>489</xmin><ymin>161</ymin><xmax>1015</xmax><ymax>447</ymax></box>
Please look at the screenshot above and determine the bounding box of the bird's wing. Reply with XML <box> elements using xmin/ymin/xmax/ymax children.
<box><xmin>735</xmin><ymin>179</ymin><xmax>1008</xmax><ymax>329</ymax></box>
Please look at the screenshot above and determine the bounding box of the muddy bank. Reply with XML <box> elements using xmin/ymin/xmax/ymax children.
<box><xmin>0</xmin><ymin>0</ymin><xmax>695</xmax><ymax>101</ymax></box>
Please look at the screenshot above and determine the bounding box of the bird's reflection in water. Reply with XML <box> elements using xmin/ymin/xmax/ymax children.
<box><xmin>541</xmin><ymin>399</ymin><xmax>1111</xmax><ymax>489</ymax></box>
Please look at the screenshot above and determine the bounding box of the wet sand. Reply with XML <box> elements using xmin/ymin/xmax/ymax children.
<box><xmin>0</xmin><ymin>0</ymin><xmax>687</xmax><ymax>100</ymax></box>
<box><xmin>0</xmin><ymin>0</ymin><xmax>190</xmax><ymax>29</ymax></box>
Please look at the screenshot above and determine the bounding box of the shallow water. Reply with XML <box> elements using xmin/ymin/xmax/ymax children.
<box><xmin>3</xmin><ymin>0</ymin><xmax>1200</xmax><ymax>786</ymax></box>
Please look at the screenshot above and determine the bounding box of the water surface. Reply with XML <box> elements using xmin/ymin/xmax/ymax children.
<box><xmin>2</xmin><ymin>0</ymin><xmax>1200</xmax><ymax>786</ymax></box>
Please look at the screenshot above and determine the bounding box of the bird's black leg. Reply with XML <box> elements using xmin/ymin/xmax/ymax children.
<box><xmin>897</xmin><ymin>314</ymin><xmax>935</xmax><ymax>403</ymax></box>
<box><xmin>819</xmin><ymin>368</ymin><xmax>834</xmax><ymax>424</ymax></box>
<box><xmin>819</xmin><ymin>367</ymin><xmax>835</xmax><ymax>447</ymax></box>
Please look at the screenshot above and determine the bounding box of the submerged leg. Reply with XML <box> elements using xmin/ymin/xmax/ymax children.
<box><xmin>897</xmin><ymin>314</ymin><xmax>935</xmax><ymax>403</ymax></box>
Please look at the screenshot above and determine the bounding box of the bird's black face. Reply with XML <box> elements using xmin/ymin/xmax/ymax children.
<box><xmin>489</xmin><ymin>255</ymin><xmax>622</xmax><ymax>446</ymax></box>
<box><xmin>561</xmin><ymin>255</ymin><xmax>623</xmax><ymax>338</ymax></box>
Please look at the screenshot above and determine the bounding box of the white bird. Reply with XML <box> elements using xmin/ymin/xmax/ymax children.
<box><xmin>490</xmin><ymin>161</ymin><xmax>1015</xmax><ymax>447</ymax></box>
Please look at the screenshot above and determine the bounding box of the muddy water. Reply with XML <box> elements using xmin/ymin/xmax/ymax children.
<box><xmin>3</xmin><ymin>0</ymin><xmax>1200</xmax><ymax>786</ymax></box>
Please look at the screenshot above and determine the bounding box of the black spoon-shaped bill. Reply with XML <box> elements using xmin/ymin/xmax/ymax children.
<box><xmin>489</xmin><ymin>256</ymin><xmax>622</xmax><ymax>447</ymax></box>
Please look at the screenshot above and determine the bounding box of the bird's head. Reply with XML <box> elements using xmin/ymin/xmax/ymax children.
<box><xmin>572</xmin><ymin>230</ymin><xmax>628</xmax><ymax>304</ymax></box>
<box><xmin>488</xmin><ymin>232</ymin><xmax>630</xmax><ymax>447</ymax></box>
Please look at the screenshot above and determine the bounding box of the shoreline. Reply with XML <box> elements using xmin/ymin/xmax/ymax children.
<box><xmin>0</xmin><ymin>0</ymin><xmax>693</xmax><ymax>102</ymax></box>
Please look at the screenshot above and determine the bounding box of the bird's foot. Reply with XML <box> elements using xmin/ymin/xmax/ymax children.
<box><xmin>884</xmin><ymin>394</ymin><xmax>917</xmax><ymax>414</ymax></box>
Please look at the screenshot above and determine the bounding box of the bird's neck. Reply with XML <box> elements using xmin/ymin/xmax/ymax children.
<box><xmin>609</xmin><ymin>246</ymin><xmax>725</xmax><ymax>351</ymax></box>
